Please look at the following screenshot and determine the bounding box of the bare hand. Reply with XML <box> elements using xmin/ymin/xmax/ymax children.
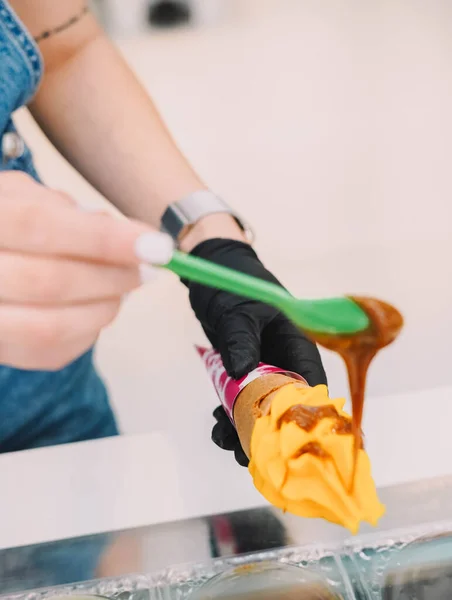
<box><xmin>0</xmin><ymin>172</ymin><xmax>173</xmax><ymax>370</ymax></box>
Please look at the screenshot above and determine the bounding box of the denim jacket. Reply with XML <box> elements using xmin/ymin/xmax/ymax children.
<box><xmin>0</xmin><ymin>0</ymin><xmax>118</xmax><ymax>452</ymax></box>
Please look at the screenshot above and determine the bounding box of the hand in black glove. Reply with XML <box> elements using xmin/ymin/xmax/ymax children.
<box><xmin>186</xmin><ymin>238</ymin><xmax>327</xmax><ymax>466</ymax></box>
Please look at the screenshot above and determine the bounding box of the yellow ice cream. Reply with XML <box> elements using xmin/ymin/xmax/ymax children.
<box><xmin>248</xmin><ymin>383</ymin><xmax>384</xmax><ymax>533</ymax></box>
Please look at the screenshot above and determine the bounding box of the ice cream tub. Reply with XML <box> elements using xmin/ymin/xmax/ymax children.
<box><xmin>188</xmin><ymin>560</ymin><xmax>344</xmax><ymax>600</ymax></box>
<box><xmin>346</xmin><ymin>523</ymin><xmax>452</xmax><ymax>599</ymax></box>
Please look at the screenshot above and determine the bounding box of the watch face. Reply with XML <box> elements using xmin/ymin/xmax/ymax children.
<box><xmin>161</xmin><ymin>204</ymin><xmax>186</xmax><ymax>240</ymax></box>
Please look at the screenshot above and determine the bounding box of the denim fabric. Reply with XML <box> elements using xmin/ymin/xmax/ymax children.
<box><xmin>0</xmin><ymin>1</ymin><xmax>41</xmax><ymax>121</ymax></box>
<box><xmin>0</xmin><ymin>0</ymin><xmax>118</xmax><ymax>453</ymax></box>
<box><xmin>0</xmin><ymin>1</ymin><xmax>117</xmax><ymax>587</ymax></box>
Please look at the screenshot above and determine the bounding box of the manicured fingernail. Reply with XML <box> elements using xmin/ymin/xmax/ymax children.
<box><xmin>139</xmin><ymin>263</ymin><xmax>157</xmax><ymax>284</ymax></box>
<box><xmin>134</xmin><ymin>232</ymin><xmax>174</xmax><ymax>265</ymax></box>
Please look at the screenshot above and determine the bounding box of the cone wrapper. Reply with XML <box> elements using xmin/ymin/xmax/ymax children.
<box><xmin>195</xmin><ymin>346</ymin><xmax>306</xmax><ymax>423</ymax></box>
<box><xmin>198</xmin><ymin>347</ymin><xmax>385</xmax><ymax>534</ymax></box>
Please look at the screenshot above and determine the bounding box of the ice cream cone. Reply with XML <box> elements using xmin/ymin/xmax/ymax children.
<box><xmin>197</xmin><ymin>347</ymin><xmax>384</xmax><ymax>532</ymax></box>
<box><xmin>233</xmin><ymin>374</ymin><xmax>308</xmax><ymax>458</ymax></box>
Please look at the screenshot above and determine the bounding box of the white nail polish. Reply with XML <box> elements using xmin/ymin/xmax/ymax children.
<box><xmin>135</xmin><ymin>232</ymin><xmax>174</xmax><ymax>265</ymax></box>
<box><xmin>139</xmin><ymin>263</ymin><xmax>157</xmax><ymax>284</ymax></box>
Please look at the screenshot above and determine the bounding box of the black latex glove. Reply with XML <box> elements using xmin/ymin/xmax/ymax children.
<box><xmin>185</xmin><ymin>239</ymin><xmax>327</xmax><ymax>467</ymax></box>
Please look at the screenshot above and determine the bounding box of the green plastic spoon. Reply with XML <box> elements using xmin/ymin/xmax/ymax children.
<box><xmin>164</xmin><ymin>250</ymin><xmax>369</xmax><ymax>335</ymax></box>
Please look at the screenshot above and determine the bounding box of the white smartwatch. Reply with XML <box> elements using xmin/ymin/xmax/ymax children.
<box><xmin>160</xmin><ymin>190</ymin><xmax>253</xmax><ymax>245</ymax></box>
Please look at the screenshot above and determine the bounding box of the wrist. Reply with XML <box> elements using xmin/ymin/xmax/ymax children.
<box><xmin>179</xmin><ymin>213</ymin><xmax>248</xmax><ymax>253</ymax></box>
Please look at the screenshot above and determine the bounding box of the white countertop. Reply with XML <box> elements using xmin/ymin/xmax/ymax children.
<box><xmin>2</xmin><ymin>383</ymin><xmax>451</xmax><ymax>551</ymax></box>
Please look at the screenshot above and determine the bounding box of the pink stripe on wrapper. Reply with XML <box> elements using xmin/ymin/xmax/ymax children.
<box><xmin>196</xmin><ymin>346</ymin><xmax>307</xmax><ymax>424</ymax></box>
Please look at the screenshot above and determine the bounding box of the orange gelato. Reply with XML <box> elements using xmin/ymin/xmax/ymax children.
<box><xmin>236</xmin><ymin>380</ymin><xmax>384</xmax><ymax>533</ymax></box>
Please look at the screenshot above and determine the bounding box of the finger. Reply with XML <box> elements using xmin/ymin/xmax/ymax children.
<box><xmin>1</xmin><ymin>173</ymin><xmax>105</xmax><ymax>213</ymax></box>
<box><xmin>261</xmin><ymin>315</ymin><xmax>328</xmax><ymax>386</ymax></box>
<box><xmin>0</xmin><ymin>252</ymin><xmax>141</xmax><ymax>305</ymax></box>
<box><xmin>0</xmin><ymin>299</ymin><xmax>121</xmax><ymax>349</ymax></box>
<box><xmin>234</xmin><ymin>446</ymin><xmax>250</xmax><ymax>467</ymax></box>
<box><xmin>43</xmin><ymin>189</ymin><xmax>78</xmax><ymax>208</ymax></box>
<box><xmin>216</xmin><ymin>310</ymin><xmax>262</xmax><ymax>379</ymax></box>
<box><xmin>212</xmin><ymin>419</ymin><xmax>240</xmax><ymax>451</ymax></box>
<box><xmin>0</xmin><ymin>195</ymin><xmax>173</xmax><ymax>266</ymax></box>
<box><xmin>0</xmin><ymin>173</ymin><xmax>76</xmax><ymax>207</ymax></box>
<box><xmin>213</xmin><ymin>406</ymin><xmax>227</xmax><ymax>422</ymax></box>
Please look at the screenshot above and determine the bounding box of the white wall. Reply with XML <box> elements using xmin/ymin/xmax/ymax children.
<box><xmin>16</xmin><ymin>0</ymin><xmax>452</xmax><ymax>437</ymax></box>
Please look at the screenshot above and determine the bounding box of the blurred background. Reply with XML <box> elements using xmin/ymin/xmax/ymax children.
<box><xmin>15</xmin><ymin>0</ymin><xmax>452</xmax><ymax>438</ymax></box>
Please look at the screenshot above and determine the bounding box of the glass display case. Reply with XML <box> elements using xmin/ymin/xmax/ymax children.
<box><xmin>3</xmin><ymin>522</ymin><xmax>452</xmax><ymax>600</ymax></box>
<box><xmin>3</xmin><ymin>474</ymin><xmax>452</xmax><ymax>600</ymax></box>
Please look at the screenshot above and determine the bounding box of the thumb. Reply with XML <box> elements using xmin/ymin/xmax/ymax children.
<box><xmin>217</xmin><ymin>310</ymin><xmax>261</xmax><ymax>379</ymax></box>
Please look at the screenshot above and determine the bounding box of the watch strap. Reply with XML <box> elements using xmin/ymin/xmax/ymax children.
<box><xmin>161</xmin><ymin>190</ymin><xmax>252</xmax><ymax>243</ymax></box>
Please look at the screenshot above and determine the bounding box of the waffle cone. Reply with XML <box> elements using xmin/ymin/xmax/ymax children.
<box><xmin>233</xmin><ymin>374</ymin><xmax>308</xmax><ymax>458</ymax></box>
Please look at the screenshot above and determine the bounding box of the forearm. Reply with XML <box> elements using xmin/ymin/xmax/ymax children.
<box><xmin>30</xmin><ymin>14</ymin><xmax>244</xmax><ymax>249</ymax></box>
<box><xmin>31</xmin><ymin>24</ymin><xmax>203</xmax><ymax>224</ymax></box>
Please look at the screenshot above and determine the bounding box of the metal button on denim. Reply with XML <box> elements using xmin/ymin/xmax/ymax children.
<box><xmin>2</xmin><ymin>131</ymin><xmax>25</xmax><ymax>161</ymax></box>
